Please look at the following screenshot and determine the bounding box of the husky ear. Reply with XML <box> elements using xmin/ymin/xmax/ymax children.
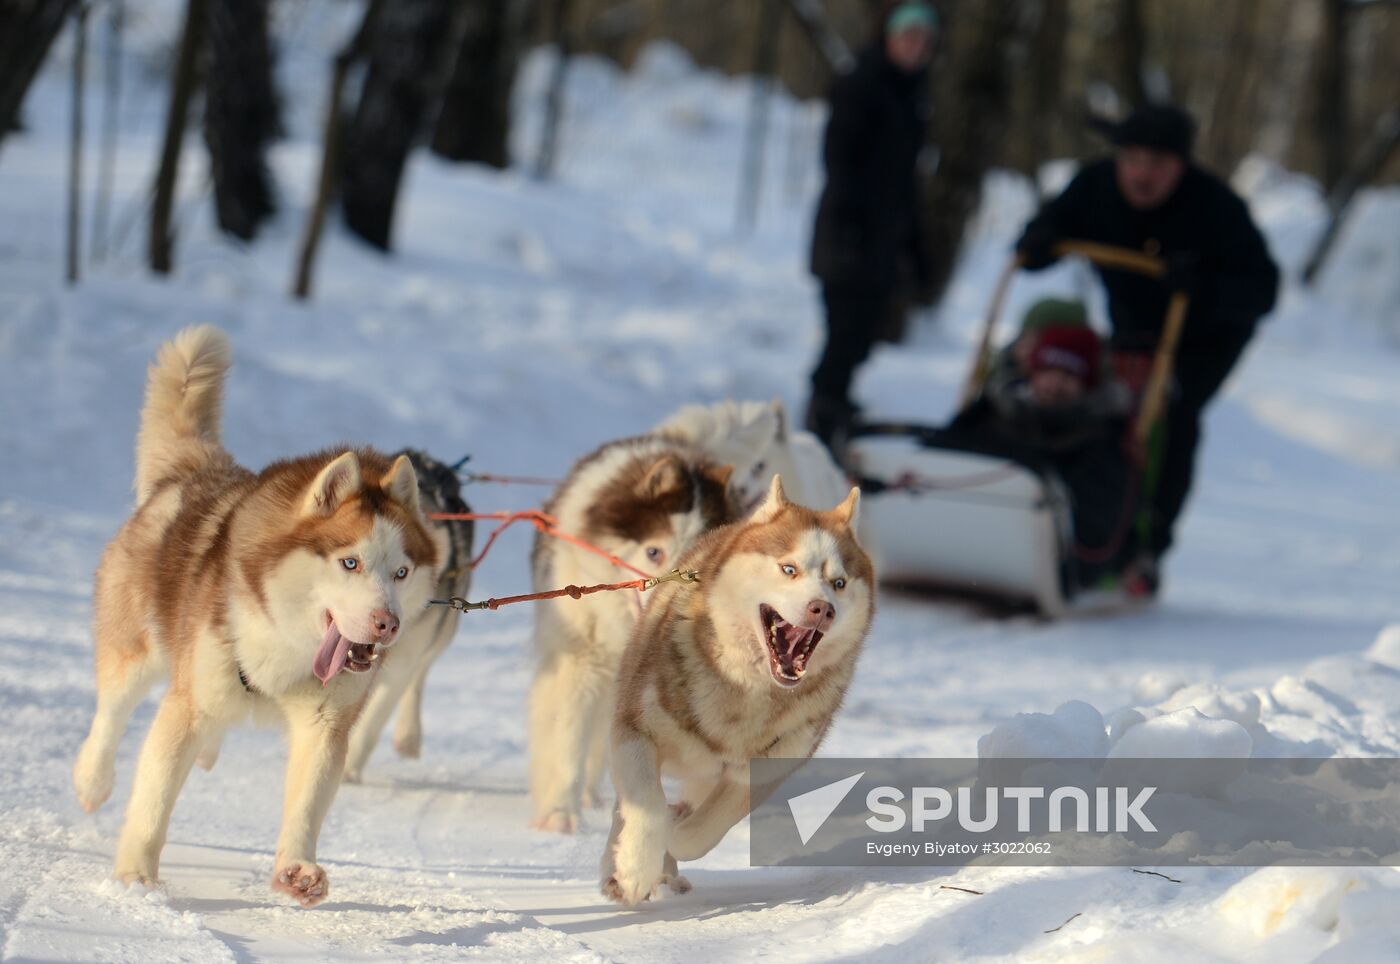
<box><xmin>303</xmin><ymin>451</ymin><xmax>362</xmax><ymax>517</ymax></box>
<box><xmin>636</xmin><ymin>454</ymin><xmax>687</xmax><ymax>499</ymax></box>
<box><xmin>770</xmin><ymin>398</ymin><xmax>788</xmax><ymax>442</ymax></box>
<box><xmin>382</xmin><ymin>454</ymin><xmax>421</xmax><ymax>514</ymax></box>
<box><xmin>751</xmin><ymin>473</ymin><xmax>789</xmax><ymax>523</ymax></box>
<box><xmin>734</xmin><ymin>406</ymin><xmax>777</xmax><ymax>451</ymax></box>
<box><xmin>830</xmin><ymin>486</ymin><xmax>862</xmax><ymax>536</ymax></box>
<box><xmin>706</xmin><ymin>462</ymin><xmax>735</xmax><ymax>492</ymax></box>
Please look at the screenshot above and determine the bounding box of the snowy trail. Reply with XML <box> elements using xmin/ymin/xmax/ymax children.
<box><xmin>3</xmin><ymin>27</ymin><xmax>1400</xmax><ymax>962</ymax></box>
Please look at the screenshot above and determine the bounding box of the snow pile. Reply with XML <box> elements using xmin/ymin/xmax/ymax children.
<box><xmin>976</xmin><ymin>699</ymin><xmax>1109</xmax><ymax>759</ymax></box>
<box><xmin>983</xmin><ymin>624</ymin><xmax>1400</xmax><ymax>771</ymax></box>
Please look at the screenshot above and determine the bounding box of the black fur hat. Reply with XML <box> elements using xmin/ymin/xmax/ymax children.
<box><xmin>1091</xmin><ymin>103</ymin><xmax>1196</xmax><ymax>158</ymax></box>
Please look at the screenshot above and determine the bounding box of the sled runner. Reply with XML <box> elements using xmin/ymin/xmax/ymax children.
<box><xmin>844</xmin><ymin>241</ymin><xmax>1190</xmax><ymax>616</ymax></box>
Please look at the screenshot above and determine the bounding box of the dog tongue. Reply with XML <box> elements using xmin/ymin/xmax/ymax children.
<box><xmin>312</xmin><ymin>621</ymin><xmax>352</xmax><ymax>686</ymax></box>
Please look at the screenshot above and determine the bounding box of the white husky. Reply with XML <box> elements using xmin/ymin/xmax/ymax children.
<box><xmin>600</xmin><ymin>475</ymin><xmax>875</xmax><ymax>905</ymax></box>
<box><xmin>655</xmin><ymin>399</ymin><xmax>850</xmax><ymax>515</ymax></box>
<box><xmin>528</xmin><ymin>435</ymin><xmax>736</xmax><ymax>833</ymax></box>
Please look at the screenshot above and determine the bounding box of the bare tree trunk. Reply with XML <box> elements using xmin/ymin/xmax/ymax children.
<box><xmin>203</xmin><ymin>0</ymin><xmax>279</xmax><ymax>241</ymax></box>
<box><xmin>1200</xmin><ymin>0</ymin><xmax>1261</xmax><ymax>173</ymax></box>
<box><xmin>0</xmin><ymin>0</ymin><xmax>80</xmax><ymax>155</ymax></box>
<box><xmin>341</xmin><ymin>0</ymin><xmax>462</xmax><ymax>250</ymax></box>
<box><xmin>1023</xmin><ymin>0</ymin><xmax>1068</xmax><ymax>179</ymax></box>
<box><xmin>1303</xmin><ymin>109</ymin><xmax>1400</xmax><ymax>284</ymax></box>
<box><xmin>149</xmin><ymin>0</ymin><xmax>207</xmax><ymax>275</ymax></box>
<box><xmin>534</xmin><ymin>0</ymin><xmax>574</xmax><ymax>179</ymax></box>
<box><xmin>1317</xmin><ymin>0</ymin><xmax>1349</xmax><ymax>191</ymax></box>
<box><xmin>92</xmin><ymin>0</ymin><xmax>124</xmax><ymax>262</ymax></box>
<box><xmin>735</xmin><ymin>0</ymin><xmax>783</xmax><ymax>233</ymax></box>
<box><xmin>920</xmin><ymin>0</ymin><xmax>1028</xmax><ymax>304</ymax></box>
<box><xmin>291</xmin><ymin>0</ymin><xmax>384</xmax><ymax>299</ymax></box>
<box><xmin>1116</xmin><ymin>0</ymin><xmax>1147</xmax><ymax>107</ymax></box>
<box><xmin>431</xmin><ymin>0</ymin><xmax>532</xmax><ymax>168</ymax></box>
<box><xmin>68</xmin><ymin>3</ymin><xmax>90</xmax><ymax>285</ymax></box>
<box><xmin>784</xmin><ymin>0</ymin><xmax>854</xmax><ymax>74</ymax></box>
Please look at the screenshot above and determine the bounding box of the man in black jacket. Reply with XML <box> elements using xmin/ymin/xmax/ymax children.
<box><xmin>1016</xmin><ymin>103</ymin><xmax>1280</xmax><ymax>592</ymax></box>
<box><xmin>806</xmin><ymin>1</ymin><xmax>935</xmax><ymax>451</ymax></box>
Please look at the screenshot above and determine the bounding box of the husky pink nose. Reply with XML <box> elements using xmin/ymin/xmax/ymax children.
<box><xmin>804</xmin><ymin>599</ymin><xmax>836</xmax><ymax>632</ymax></box>
<box><xmin>368</xmin><ymin>609</ymin><xmax>400</xmax><ymax>644</ymax></box>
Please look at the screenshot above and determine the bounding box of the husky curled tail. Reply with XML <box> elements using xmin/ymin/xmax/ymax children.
<box><xmin>133</xmin><ymin>324</ymin><xmax>232</xmax><ymax>504</ymax></box>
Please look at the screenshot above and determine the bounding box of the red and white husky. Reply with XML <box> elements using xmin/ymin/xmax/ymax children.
<box><xmin>601</xmin><ymin>475</ymin><xmax>874</xmax><ymax>905</ymax></box>
<box><xmin>528</xmin><ymin>435</ymin><xmax>736</xmax><ymax>833</ymax></box>
<box><xmin>72</xmin><ymin>326</ymin><xmax>440</xmax><ymax>907</ymax></box>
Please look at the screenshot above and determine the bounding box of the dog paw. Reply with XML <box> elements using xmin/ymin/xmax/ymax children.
<box><xmin>72</xmin><ymin>752</ymin><xmax>113</xmax><ymax>813</ymax></box>
<box><xmin>272</xmin><ymin>862</ymin><xmax>329</xmax><ymax>908</ymax></box>
<box><xmin>392</xmin><ymin>729</ymin><xmax>421</xmax><ymax>759</ymax></box>
<box><xmin>662</xmin><ymin>872</ymin><xmax>692</xmax><ymax>895</ymax></box>
<box><xmin>530</xmin><ymin>808</ymin><xmax>578</xmax><ymax>834</ymax></box>
<box><xmin>601</xmin><ymin>871</ymin><xmax>660</xmax><ymax>907</ymax></box>
<box><xmin>113</xmin><ymin>867</ymin><xmax>160</xmax><ymax>891</ymax></box>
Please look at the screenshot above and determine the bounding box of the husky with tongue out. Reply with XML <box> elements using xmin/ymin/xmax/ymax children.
<box><xmin>600</xmin><ymin>475</ymin><xmax>874</xmax><ymax>906</ymax></box>
<box><xmin>72</xmin><ymin>326</ymin><xmax>439</xmax><ymax>908</ymax></box>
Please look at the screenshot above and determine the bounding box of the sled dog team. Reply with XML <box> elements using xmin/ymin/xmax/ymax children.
<box><xmin>73</xmin><ymin>326</ymin><xmax>875</xmax><ymax>908</ymax></box>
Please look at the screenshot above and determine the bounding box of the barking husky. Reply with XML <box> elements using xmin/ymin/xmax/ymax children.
<box><xmin>529</xmin><ymin>436</ymin><xmax>736</xmax><ymax>833</ymax></box>
<box><xmin>72</xmin><ymin>326</ymin><xmax>440</xmax><ymax>907</ymax></box>
<box><xmin>655</xmin><ymin>399</ymin><xmax>849</xmax><ymax>515</ymax></box>
<box><xmin>343</xmin><ymin>451</ymin><xmax>474</xmax><ymax>783</ymax></box>
<box><xmin>599</xmin><ymin>475</ymin><xmax>874</xmax><ymax>906</ymax></box>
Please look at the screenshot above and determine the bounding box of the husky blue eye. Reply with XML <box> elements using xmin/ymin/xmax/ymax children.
<box><xmin>341</xmin><ymin>558</ymin><xmax>358</xmax><ymax>571</ymax></box>
<box><xmin>781</xmin><ymin>564</ymin><xmax>797</xmax><ymax>577</ymax></box>
<box><xmin>833</xmin><ymin>577</ymin><xmax>846</xmax><ymax>590</ymax></box>
<box><xmin>395</xmin><ymin>566</ymin><xmax>409</xmax><ymax>580</ymax></box>
<box><xmin>646</xmin><ymin>547</ymin><xmax>664</xmax><ymax>562</ymax></box>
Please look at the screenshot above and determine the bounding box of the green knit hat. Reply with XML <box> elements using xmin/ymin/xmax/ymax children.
<box><xmin>1019</xmin><ymin>298</ymin><xmax>1089</xmax><ymax>336</ymax></box>
<box><xmin>887</xmin><ymin>2</ymin><xmax>938</xmax><ymax>35</ymax></box>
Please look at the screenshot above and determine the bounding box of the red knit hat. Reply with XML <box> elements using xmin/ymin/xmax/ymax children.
<box><xmin>1030</xmin><ymin>326</ymin><xmax>1101</xmax><ymax>387</ymax></box>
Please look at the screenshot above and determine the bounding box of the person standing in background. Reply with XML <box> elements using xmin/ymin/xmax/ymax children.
<box><xmin>1016</xmin><ymin>103</ymin><xmax>1280</xmax><ymax>595</ymax></box>
<box><xmin>805</xmin><ymin>1</ymin><xmax>936</xmax><ymax>453</ymax></box>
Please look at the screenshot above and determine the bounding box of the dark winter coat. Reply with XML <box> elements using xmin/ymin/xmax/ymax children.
<box><xmin>1018</xmin><ymin>159</ymin><xmax>1280</xmax><ymax>350</ymax></box>
<box><xmin>929</xmin><ymin>392</ymin><xmax>1135</xmax><ymax>584</ymax></box>
<box><xmin>809</xmin><ymin>47</ymin><xmax>928</xmax><ymax>293</ymax></box>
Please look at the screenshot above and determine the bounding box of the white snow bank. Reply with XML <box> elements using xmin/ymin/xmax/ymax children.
<box><xmin>1216</xmin><ymin>867</ymin><xmax>1376</xmax><ymax>939</ymax></box>
<box><xmin>977</xmin><ymin>700</ymin><xmax>1108</xmax><ymax>759</ymax></box>
<box><xmin>1365</xmin><ymin>624</ymin><xmax>1400</xmax><ymax>670</ymax></box>
<box><xmin>1107</xmin><ymin>707</ymin><xmax>1253</xmax><ymax>759</ymax></box>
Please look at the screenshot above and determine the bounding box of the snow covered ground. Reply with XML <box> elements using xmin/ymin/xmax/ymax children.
<box><xmin>2</xmin><ymin>14</ymin><xmax>1399</xmax><ymax>961</ymax></box>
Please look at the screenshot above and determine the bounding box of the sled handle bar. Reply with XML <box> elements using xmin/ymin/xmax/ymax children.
<box><xmin>959</xmin><ymin>240</ymin><xmax>1190</xmax><ymax>449</ymax></box>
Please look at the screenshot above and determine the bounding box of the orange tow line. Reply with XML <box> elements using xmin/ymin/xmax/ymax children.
<box><xmin>426</xmin><ymin>510</ymin><xmax>696</xmax><ymax>613</ymax></box>
<box><xmin>429</xmin><ymin>568</ymin><xmax>700</xmax><ymax>613</ymax></box>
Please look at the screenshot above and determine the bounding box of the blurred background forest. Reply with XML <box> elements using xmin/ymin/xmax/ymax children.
<box><xmin>2</xmin><ymin>0</ymin><xmax>1396</xmax><ymax>300</ymax></box>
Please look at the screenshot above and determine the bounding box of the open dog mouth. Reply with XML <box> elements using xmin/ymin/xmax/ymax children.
<box><xmin>312</xmin><ymin>612</ymin><xmax>381</xmax><ymax>685</ymax></box>
<box><xmin>759</xmin><ymin>603</ymin><xmax>822</xmax><ymax>687</ymax></box>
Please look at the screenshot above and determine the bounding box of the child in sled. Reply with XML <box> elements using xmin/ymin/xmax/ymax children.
<box><xmin>931</xmin><ymin>302</ymin><xmax>1138</xmax><ymax>587</ymax></box>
